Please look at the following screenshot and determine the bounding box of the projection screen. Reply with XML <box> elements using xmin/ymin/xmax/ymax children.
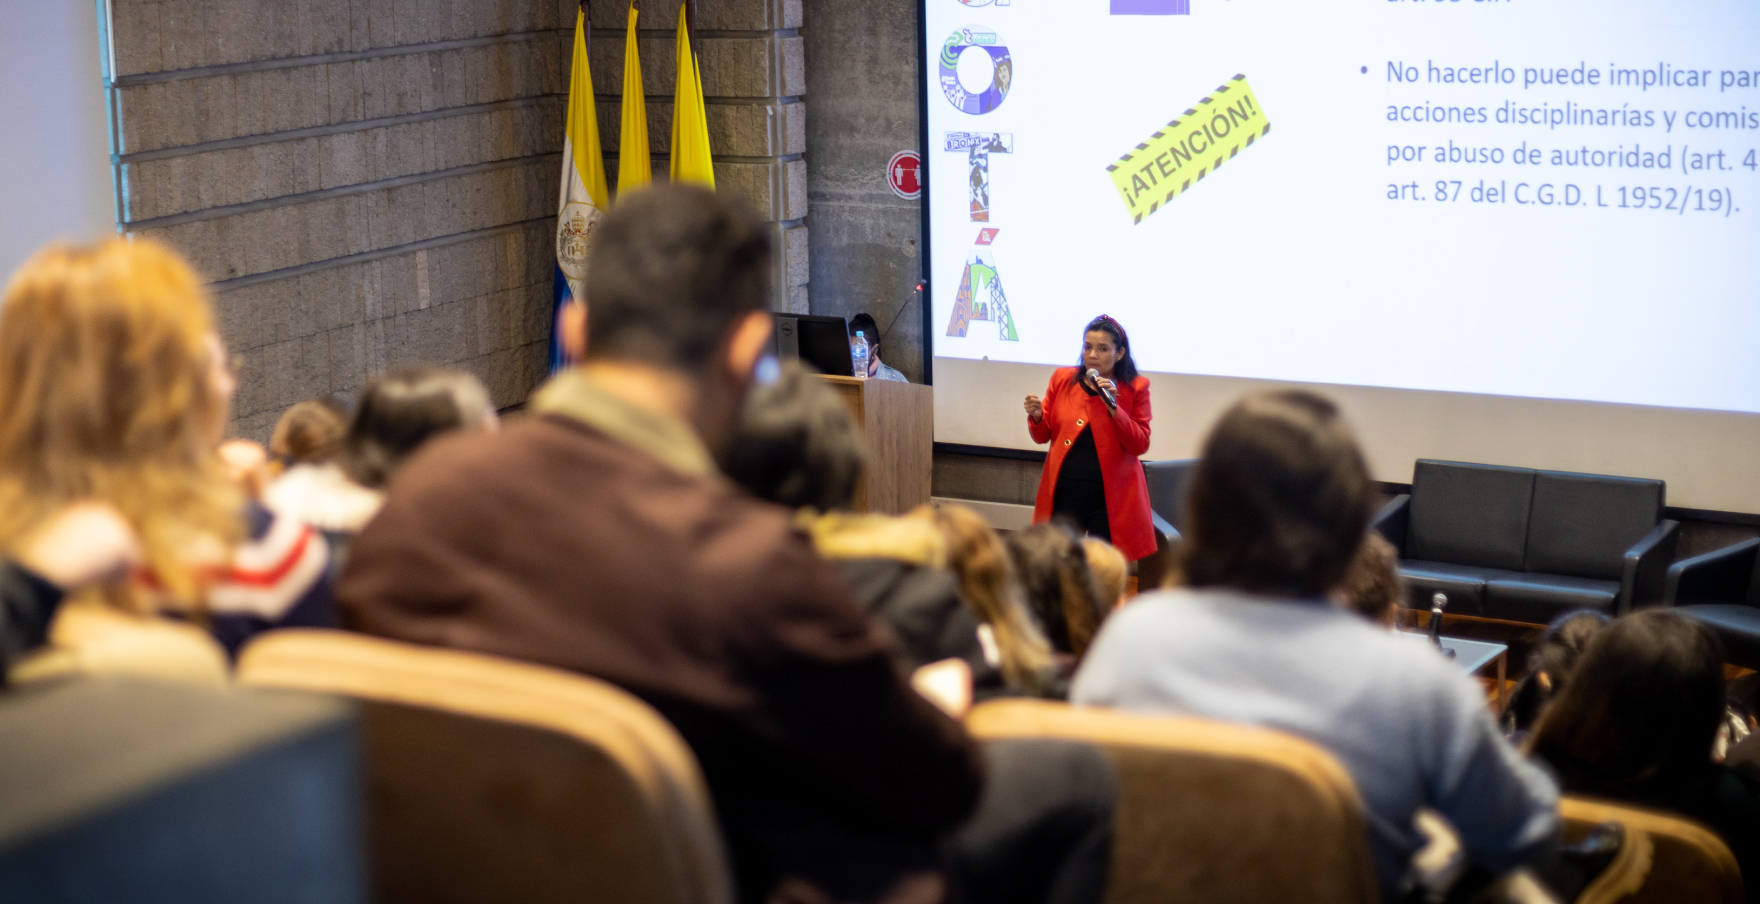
<box><xmin>921</xmin><ymin>0</ymin><xmax>1760</xmax><ymax>513</ymax></box>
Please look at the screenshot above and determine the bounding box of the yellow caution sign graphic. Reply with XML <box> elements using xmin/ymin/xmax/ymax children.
<box><xmin>1107</xmin><ymin>74</ymin><xmax>1271</xmax><ymax>225</ymax></box>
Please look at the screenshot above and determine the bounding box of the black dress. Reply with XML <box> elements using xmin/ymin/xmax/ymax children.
<box><xmin>1050</xmin><ymin>381</ymin><xmax>1110</xmax><ymax>542</ymax></box>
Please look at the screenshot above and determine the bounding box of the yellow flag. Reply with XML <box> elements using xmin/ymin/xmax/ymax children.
<box><xmin>670</xmin><ymin>3</ymin><xmax>715</xmax><ymax>187</ymax></box>
<box><xmin>554</xmin><ymin>4</ymin><xmax>610</xmax><ymax>370</ymax></box>
<box><xmin>562</xmin><ymin>6</ymin><xmax>609</xmax><ymax>209</ymax></box>
<box><xmin>617</xmin><ymin>1</ymin><xmax>651</xmax><ymax>194</ymax></box>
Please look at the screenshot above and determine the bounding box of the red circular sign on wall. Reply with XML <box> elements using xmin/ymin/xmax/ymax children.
<box><xmin>887</xmin><ymin>150</ymin><xmax>923</xmax><ymax>200</ymax></box>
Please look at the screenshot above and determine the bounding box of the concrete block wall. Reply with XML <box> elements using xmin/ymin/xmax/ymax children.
<box><xmin>589</xmin><ymin>0</ymin><xmax>809</xmax><ymax>313</ymax></box>
<box><xmin>107</xmin><ymin>0</ymin><xmax>587</xmax><ymax>439</ymax></box>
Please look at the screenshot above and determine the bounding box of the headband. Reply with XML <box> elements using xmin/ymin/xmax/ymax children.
<box><xmin>1092</xmin><ymin>314</ymin><xmax>1125</xmax><ymax>343</ymax></box>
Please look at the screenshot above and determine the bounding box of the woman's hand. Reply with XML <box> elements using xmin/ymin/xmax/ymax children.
<box><xmin>218</xmin><ymin>439</ymin><xmax>270</xmax><ymax>500</ymax></box>
<box><xmin>1093</xmin><ymin>376</ymin><xmax>1117</xmax><ymax>397</ymax></box>
<box><xmin>911</xmin><ymin>658</ymin><xmax>973</xmax><ymax>719</ymax></box>
<box><xmin>1024</xmin><ymin>394</ymin><xmax>1044</xmax><ymax>422</ymax></box>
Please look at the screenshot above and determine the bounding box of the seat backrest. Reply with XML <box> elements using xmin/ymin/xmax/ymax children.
<box><xmin>968</xmin><ymin>698</ymin><xmax>1377</xmax><ymax>904</ymax></box>
<box><xmin>8</xmin><ymin>601</ymin><xmax>230</xmax><ymax>687</ymax></box>
<box><xmin>1560</xmin><ymin>796</ymin><xmax>1742</xmax><ymax>904</ymax></box>
<box><xmin>237</xmin><ymin>630</ymin><xmax>731</xmax><ymax>904</ymax></box>
<box><xmin>1407</xmin><ymin>460</ymin><xmax>1536</xmax><ymax>570</ymax></box>
<box><xmin>1524</xmin><ymin>470</ymin><xmax>1664</xmax><ymax>580</ymax></box>
<box><xmin>1142</xmin><ymin>458</ymin><xmax>1198</xmax><ymax>535</ymax></box>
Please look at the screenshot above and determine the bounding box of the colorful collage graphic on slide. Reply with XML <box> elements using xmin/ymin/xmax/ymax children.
<box><xmin>946</xmin><ymin>250</ymin><xmax>1019</xmax><ymax>341</ymax></box>
<box><xmin>945</xmin><ymin>132</ymin><xmax>1012</xmax><ymax>222</ymax></box>
<box><xmin>939</xmin><ymin>12</ymin><xmax>1019</xmax><ymax>342</ymax></box>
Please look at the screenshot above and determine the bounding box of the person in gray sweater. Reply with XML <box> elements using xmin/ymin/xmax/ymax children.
<box><xmin>1072</xmin><ymin>390</ymin><xmax>1558</xmax><ymax>901</ymax></box>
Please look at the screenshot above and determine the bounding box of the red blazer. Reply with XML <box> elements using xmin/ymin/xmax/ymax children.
<box><xmin>1027</xmin><ymin>367</ymin><xmax>1156</xmax><ymax>560</ymax></box>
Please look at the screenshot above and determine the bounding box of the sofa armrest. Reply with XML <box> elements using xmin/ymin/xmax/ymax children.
<box><xmin>1664</xmin><ymin>538</ymin><xmax>1760</xmax><ymax>607</ymax></box>
<box><xmin>1620</xmin><ymin>519</ymin><xmax>1680</xmax><ymax>612</ymax></box>
<box><xmin>1151</xmin><ymin>510</ymin><xmax>1178</xmax><ymax>543</ymax></box>
<box><xmin>1371</xmin><ymin>495</ymin><xmax>1410</xmax><ymax>554</ymax></box>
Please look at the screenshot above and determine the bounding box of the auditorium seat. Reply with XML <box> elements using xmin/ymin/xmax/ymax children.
<box><xmin>1662</xmin><ymin>538</ymin><xmax>1760</xmax><ymax>669</ymax></box>
<box><xmin>236</xmin><ymin>630</ymin><xmax>731</xmax><ymax>904</ymax></box>
<box><xmin>7</xmin><ymin>601</ymin><xmax>230</xmax><ymax>687</ymax></box>
<box><xmin>967</xmin><ymin>698</ymin><xmax>1376</xmax><ymax>904</ymax></box>
<box><xmin>0</xmin><ymin>677</ymin><xmax>364</xmax><ymax>903</ymax></box>
<box><xmin>1374</xmin><ymin>460</ymin><xmax>1677</xmax><ymax>624</ymax></box>
<box><xmin>1559</xmin><ymin>796</ymin><xmax>1742</xmax><ymax>904</ymax></box>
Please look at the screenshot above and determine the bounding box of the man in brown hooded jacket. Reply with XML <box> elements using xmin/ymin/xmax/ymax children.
<box><xmin>338</xmin><ymin>186</ymin><xmax>984</xmax><ymax>902</ymax></box>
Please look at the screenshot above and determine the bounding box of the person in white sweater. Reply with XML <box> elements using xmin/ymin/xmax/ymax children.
<box><xmin>1072</xmin><ymin>390</ymin><xmax>1557</xmax><ymax>901</ymax></box>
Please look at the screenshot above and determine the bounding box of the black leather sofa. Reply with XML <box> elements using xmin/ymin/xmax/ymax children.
<box><xmin>1373</xmin><ymin>460</ymin><xmax>1678</xmax><ymax>624</ymax></box>
<box><xmin>1664</xmin><ymin>538</ymin><xmax>1760</xmax><ymax>668</ymax></box>
<box><xmin>1143</xmin><ymin>458</ymin><xmax>1198</xmax><ymax>542</ymax></box>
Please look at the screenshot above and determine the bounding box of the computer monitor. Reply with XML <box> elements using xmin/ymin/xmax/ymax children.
<box><xmin>775</xmin><ymin>314</ymin><xmax>854</xmax><ymax>378</ymax></box>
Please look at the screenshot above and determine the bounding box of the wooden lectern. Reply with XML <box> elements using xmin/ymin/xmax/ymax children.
<box><xmin>815</xmin><ymin>375</ymin><xmax>933</xmax><ymax>514</ymax></box>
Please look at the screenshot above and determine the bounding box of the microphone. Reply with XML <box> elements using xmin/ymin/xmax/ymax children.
<box><xmin>878</xmin><ymin>280</ymin><xmax>928</xmax><ymax>346</ymax></box>
<box><xmin>1427</xmin><ymin>592</ymin><xmax>1455</xmax><ymax>658</ymax></box>
<box><xmin>1086</xmin><ymin>368</ymin><xmax>1117</xmax><ymax>412</ymax></box>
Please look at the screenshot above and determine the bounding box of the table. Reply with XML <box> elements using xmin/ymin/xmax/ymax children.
<box><xmin>1403</xmin><ymin>632</ymin><xmax>1510</xmax><ymax>712</ymax></box>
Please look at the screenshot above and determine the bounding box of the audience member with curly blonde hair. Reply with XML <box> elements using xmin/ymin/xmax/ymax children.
<box><xmin>0</xmin><ymin>238</ymin><xmax>334</xmax><ymax>665</ymax></box>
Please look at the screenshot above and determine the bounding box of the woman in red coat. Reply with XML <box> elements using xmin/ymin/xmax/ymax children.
<box><xmin>1023</xmin><ymin>315</ymin><xmax>1156</xmax><ymax>561</ymax></box>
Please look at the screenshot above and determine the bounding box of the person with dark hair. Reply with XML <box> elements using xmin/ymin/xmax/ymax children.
<box><xmin>1023</xmin><ymin>315</ymin><xmax>1155</xmax><ymax>563</ymax></box>
<box><xmin>722</xmin><ymin>359</ymin><xmax>980</xmax><ymax>676</ymax></box>
<box><xmin>723</xmin><ymin>361</ymin><xmax>1117</xmax><ymax>903</ymax></box>
<box><xmin>342</xmin><ymin>367</ymin><xmax>496</xmax><ymax>491</ymax></box>
<box><xmin>340</xmin><ymin>185</ymin><xmax>988</xmax><ymax>904</ymax></box>
<box><xmin>1073</xmin><ymin>390</ymin><xmax>1557</xmax><ymax>901</ymax></box>
<box><xmin>1335</xmin><ymin>531</ymin><xmax>1403</xmax><ymax>627</ymax></box>
<box><xmin>723</xmin><ymin>361</ymin><xmax>1062</xmax><ymax>697</ymax></box>
<box><xmin>848</xmin><ymin>312</ymin><xmax>908</xmax><ymax>382</ymax></box>
<box><xmin>1501</xmin><ymin>610</ymin><xmax>1610</xmax><ymax>741</ymax></box>
<box><xmin>269</xmin><ymin>371</ymin><xmax>493</xmax><ymax>578</ymax></box>
<box><xmin>1529</xmin><ymin>610</ymin><xmax>1760</xmax><ymax>900</ymax></box>
<box><xmin>1007</xmin><ymin>523</ymin><xmax>1109</xmax><ymax>662</ymax></box>
<box><xmin>721</xmin><ymin>359</ymin><xmax>866</xmax><ymax>513</ymax></box>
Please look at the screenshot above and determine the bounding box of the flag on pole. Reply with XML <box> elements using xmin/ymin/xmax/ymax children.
<box><xmin>552</xmin><ymin>4</ymin><xmax>610</xmax><ymax>372</ymax></box>
<box><xmin>670</xmin><ymin>2</ymin><xmax>715</xmax><ymax>187</ymax></box>
<box><xmin>617</xmin><ymin>2</ymin><xmax>651</xmax><ymax>194</ymax></box>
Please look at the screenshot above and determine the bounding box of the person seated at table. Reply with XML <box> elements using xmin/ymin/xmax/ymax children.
<box><xmin>849</xmin><ymin>313</ymin><xmax>908</xmax><ymax>382</ymax></box>
<box><xmin>1071</xmin><ymin>389</ymin><xmax>1558</xmax><ymax>902</ymax></box>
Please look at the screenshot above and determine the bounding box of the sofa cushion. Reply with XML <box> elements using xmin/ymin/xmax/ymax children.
<box><xmin>1524</xmin><ymin>470</ymin><xmax>1664</xmax><ymax>581</ymax></box>
<box><xmin>1143</xmin><ymin>459</ymin><xmax>1197</xmax><ymax>536</ymax></box>
<box><xmin>1407</xmin><ymin>461</ymin><xmax>1535</xmax><ymax>571</ymax></box>
<box><xmin>1677</xmin><ymin>605</ymin><xmax>1760</xmax><ymax>670</ymax></box>
<box><xmin>1397</xmin><ymin>561</ymin><xmax>1515</xmax><ymax>617</ymax></box>
<box><xmin>1484</xmin><ymin>573</ymin><xmax>1620</xmax><ymax>624</ymax></box>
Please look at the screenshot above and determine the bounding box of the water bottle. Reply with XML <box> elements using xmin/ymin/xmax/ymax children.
<box><xmin>850</xmin><ymin>330</ymin><xmax>869</xmax><ymax>379</ymax></box>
